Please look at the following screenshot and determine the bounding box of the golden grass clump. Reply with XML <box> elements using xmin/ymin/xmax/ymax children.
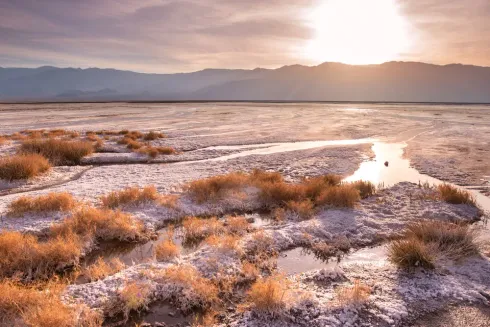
<box><xmin>249</xmin><ymin>169</ymin><xmax>284</xmax><ymax>184</ymax></box>
<box><xmin>51</xmin><ymin>206</ymin><xmax>145</xmax><ymax>242</ymax></box>
<box><xmin>137</xmin><ymin>146</ymin><xmax>177</xmax><ymax>158</ymax></box>
<box><xmin>7</xmin><ymin>192</ymin><xmax>77</xmax><ymax>217</ymax></box>
<box><xmin>388</xmin><ymin>220</ymin><xmax>479</xmax><ymax>269</ymax></box>
<box><xmin>20</xmin><ymin>138</ymin><xmax>94</xmax><ymax>165</ymax></box>
<box><xmin>315</xmin><ymin>184</ymin><xmax>361</xmax><ymax>208</ymax></box>
<box><xmin>143</xmin><ymin>131</ymin><xmax>166</xmax><ymax>140</ymax></box>
<box><xmin>246</xmin><ymin>274</ymin><xmax>290</xmax><ymax>316</ymax></box>
<box><xmin>162</xmin><ymin>265</ymin><xmax>219</xmax><ymax>310</ymax></box>
<box><xmin>0</xmin><ymin>231</ymin><xmax>81</xmax><ymax>279</ymax></box>
<box><xmin>182</xmin><ymin>217</ymin><xmax>224</xmax><ymax>243</ymax></box>
<box><xmin>125</xmin><ymin>138</ymin><xmax>143</xmax><ymax>150</ymax></box>
<box><xmin>205</xmin><ymin>234</ymin><xmax>241</xmax><ymax>253</ymax></box>
<box><xmin>302</xmin><ymin>174</ymin><xmax>342</xmax><ymax>199</ymax></box>
<box><xmin>185</xmin><ymin>172</ymin><xmax>250</xmax><ymax>203</ymax></box>
<box><xmin>100</xmin><ymin>185</ymin><xmax>159</xmax><ymax>208</ymax></box>
<box><xmin>336</xmin><ymin>279</ymin><xmax>371</xmax><ymax>306</ymax></box>
<box><xmin>117</xmin><ymin>282</ymin><xmax>151</xmax><ymax>319</ymax></box>
<box><xmin>0</xmin><ymin>154</ymin><xmax>51</xmax><ymax>181</ymax></box>
<box><xmin>438</xmin><ymin>184</ymin><xmax>476</xmax><ymax>205</ymax></box>
<box><xmin>0</xmin><ymin>281</ymin><xmax>103</xmax><ymax>327</ymax></box>
<box><xmin>225</xmin><ymin>215</ymin><xmax>249</xmax><ymax>235</ymax></box>
<box><xmin>0</xmin><ymin>135</ymin><xmax>7</xmax><ymax>145</ymax></box>
<box><xmin>257</xmin><ymin>181</ymin><xmax>306</xmax><ymax>205</ymax></box>
<box><xmin>84</xmin><ymin>257</ymin><xmax>125</xmax><ymax>282</ymax></box>
<box><xmin>351</xmin><ymin>180</ymin><xmax>376</xmax><ymax>198</ymax></box>
<box><xmin>155</xmin><ymin>239</ymin><xmax>180</xmax><ymax>261</ymax></box>
<box><xmin>286</xmin><ymin>199</ymin><xmax>315</xmax><ymax>220</ymax></box>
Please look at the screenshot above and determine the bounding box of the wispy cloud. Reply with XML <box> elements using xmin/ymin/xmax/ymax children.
<box><xmin>0</xmin><ymin>0</ymin><xmax>488</xmax><ymax>72</ymax></box>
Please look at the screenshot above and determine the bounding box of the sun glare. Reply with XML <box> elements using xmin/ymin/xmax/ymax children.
<box><xmin>305</xmin><ymin>0</ymin><xmax>411</xmax><ymax>65</ymax></box>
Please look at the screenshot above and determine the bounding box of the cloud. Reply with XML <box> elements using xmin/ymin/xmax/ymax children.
<box><xmin>0</xmin><ymin>0</ymin><xmax>489</xmax><ymax>72</ymax></box>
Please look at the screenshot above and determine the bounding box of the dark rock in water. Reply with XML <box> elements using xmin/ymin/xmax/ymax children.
<box><xmin>168</xmin><ymin>312</ymin><xmax>175</xmax><ymax>317</ymax></box>
<box><xmin>384</xmin><ymin>161</ymin><xmax>389</xmax><ymax>167</ymax></box>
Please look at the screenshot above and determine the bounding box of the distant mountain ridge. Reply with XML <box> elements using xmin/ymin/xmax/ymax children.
<box><xmin>1</xmin><ymin>62</ymin><xmax>490</xmax><ymax>103</ymax></box>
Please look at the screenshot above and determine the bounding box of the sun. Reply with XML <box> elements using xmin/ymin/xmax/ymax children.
<box><xmin>304</xmin><ymin>0</ymin><xmax>411</xmax><ymax>65</ymax></box>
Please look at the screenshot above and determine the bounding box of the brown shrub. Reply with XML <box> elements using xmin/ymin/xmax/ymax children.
<box><xmin>286</xmin><ymin>199</ymin><xmax>315</xmax><ymax>220</ymax></box>
<box><xmin>257</xmin><ymin>180</ymin><xmax>305</xmax><ymax>206</ymax></box>
<box><xmin>302</xmin><ymin>174</ymin><xmax>342</xmax><ymax>199</ymax></box>
<box><xmin>0</xmin><ymin>281</ymin><xmax>103</xmax><ymax>326</ymax></box>
<box><xmin>249</xmin><ymin>169</ymin><xmax>284</xmax><ymax>184</ymax></box>
<box><xmin>351</xmin><ymin>180</ymin><xmax>376</xmax><ymax>198</ymax></box>
<box><xmin>155</xmin><ymin>239</ymin><xmax>180</xmax><ymax>261</ymax></box>
<box><xmin>438</xmin><ymin>184</ymin><xmax>476</xmax><ymax>205</ymax></box>
<box><xmin>20</xmin><ymin>139</ymin><xmax>94</xmax><ymax>165</ymax></box>
<box><xmin>0</xmin><ymin>154</ymin><xmax>51</xmax><ymax>181</ymax></box>
<box><xmin>246</xmin><ymin>274</ymin><xmax>290</xmax><ymax>316</ymax></box>
<box><xmin>100</xmin><ymin>185</ymin><xmax>159</xmax><ymax>208</ymax></box>
<box><xmin>182</xmin><ymin>217</ymin><xmax>224</xmax><ymax>243</ymax></box>
<box><xmin>143</xmin><ymin>131</ymin><xmax>166</xmax><ymax>140</ymax></box>
<box><xmin>225</xmin><ymin>216</ymin><xmax>249</xmax><ymax>235</ymax></box>
<box><xmin>0</xmin><ymin>231</ymin><xmax>81</xmax><ymax>279</ymax></box>
<box><xmin>0</xmin><ymin>136</ymin><xmax>7</xmax><ymax>145</ymax></box>
<box><xmin>124</xmin><ymin>131</ymin><xmax>143</xmax><ymax>140</ymax></box>
<box><xmin>7</xmin><ymin>192</ymin><xmax>77</xmax><ymax>217</ymax></box>
<box><xmin>205</xmin><ymin>234</ymin><xmax>241</xmax><ymax>253</ymax></box>
<box><xmin>125</xmin><ymin>138</ymin><xmax>143</xmax><ymax>150</ymax></box>
<box><xmin>47</xmin><ymin>129</ymin><xmax>68</xmax><ymax>137</ymax></box>
<box><xmin>51</xmin><ymin>206</ymin><xmax>145</xmax><ymax>242</ymax></box>
<box><xmin>158</xmin><ymin>194</ymin><xmax>180</xmax><ymax>209</ymax></box>
<box><xmin>315</xmin><ymin>184</ymin><xmax>360</xmax><ymax>208</ymax></box>
<box><xmin>84</xmin><ymin>257</ymin><xmax>125</xmax><ymax>282</ymax></box>
<box><xmin>388</xmin><ymin>238</ymin><xmax>436</xmax><ymax>269</ymax></box>
<box><xmin>138</xmin><ymin>146</ymin><xmax>177</xmax><ymax>158</ymax></box>
<box><xmin>117</xmin><ymin>282</ymin><xmax>151</xmax><ymax>319</ymax></box>
<box><xmin>185</xmin><ymin>172</ymin><xmax>249</xmax><ymax>203</ymax></box>
<box><xmin>162</xmin><ymin>265</ymin><xmax>219</xmax><ymax>310</ymax></box>
<box><xmin>336</xmin><ymin>279</ymin><xmax>371</xmax><ymax>306</ymax></box>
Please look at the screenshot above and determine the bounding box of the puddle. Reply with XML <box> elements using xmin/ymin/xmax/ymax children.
<box><xmin>83</xmin><ymin>227</ymin><xmax>197</xmax><ymax>269</ymax></box>
<box><xmin>124</xmin><ymin>301</ymin><xmax>194</xmax><ymax>327</ymax></box>
<box><xmin>278</xmin><ymin>246</ymin><xmax>387</xmax><ymax>275</ymax></box>
<box><xmin>200</xmin><ymin>138</ymin><xmax>377</xmax><ymax>162</ymax></box>
<box><xmin>344</xmin><ymin>141</ymin><xmax>490</xmax><ymax>240</ymax></box>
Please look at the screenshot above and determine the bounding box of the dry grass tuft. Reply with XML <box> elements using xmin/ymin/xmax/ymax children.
<box><xmin>205</xmin><ymin>234</ymin><xmax>241</xmax><ymax>253</ymax></box>
<box><xmin>7</xmin><ymin>192</ymin><xmax>77</xmax><ymax>217</ymax></box>
<box><xmin>351</xmin><ymin>180</ymin><xmax>376</xmax><ymax>198</ymax></box>
<box><xmin>125</xmin><ymin>138</ymin><xmax>143</xmax><ymax>150</ymax></box>
<box><xmin>20</xmin><ymin>139</ymin><xmax>94</xmax><ymax>165</ymax></box>
<box><xmin>438</xmin><ymin>184</ymin><xmax>476</xmax><ymax>205</ymax></box>
<box><xmin>225</xmin><ymin>216</ymin><xmax>250</xmax><ymax>235</ymax></box>
<box><xmin>100</xmin><ymin>185</ymin><xmax>159</xmax><ymax>208</ymax></box>
<box><xmin>51</xmin><ymin>206</ymin><xmax>145</xmax><ymax>242</ymax></box>
<box><xmin>286</xmin><ymin>199</ymin><xmax>315</xmax><ymax>220</ymax></box>
<box><xmin>117</xmin><ymin>282</ymin><xmax>151</xmax><ymax>319</ymax></box>
<box><xmin>336</xmin><ymin>279</ymin><xmax>371</xmax><ymax>306</ymax></box>
<box><xmin>155</xmin><ymin>238</ymin><xmax>180</xmax><ymax>261</ymax></box>
<box><xmin>182</xmin><ymin>217</ymin><xmax>224</xmax><ymax>243</ymax></box>
<box><xmin>388</xmin><ymin>220</ymin><xmax>479</xmax><ymax>269</ymax></box>
<box><xmin>315</xmin><ymin>184</ymin><xmax>361</xmax><ymax>208</ymax></box>
<box><xmin>0</xmin><ymin>231</ymin><xmax>81</xmax><ymax>280</ymax></box>
<box><xmin>302</xmin><ymin>174</ymin><xmax>342</xmax><ymax>199</ymax></box>
<box><xmin>0</xmin><ymin>281</ymin><xmax>103</xmax><ymax>327</ymax></box>
<box><xmin>162</xmin><ymin>265</ymin><xmax>219</xmax><ymax>311</ymax></box>
<box><xmin>143</xmin><ymin>131</ymin><xmax>166</xmax><ymax>140</ymax></box>
<box><xmin>138</xmin><ymin>146</ymin><xmax>177</xmax><ymax>158</ymax></box>
<box><xmin>257</xmin><ymin>181</ymin><xmax>305</xmax><ymax>205</ymax></box>
<box><xmin>0</xmin><ymin>136</ymin><xmax>7</xmax><ymax>145</ymax></box>
<box><xmin>84</xmin><ymin>257</ymin><xmax>125</xmax><ymax>282</ymax></box>
<box><xmin>250</xmin><ymin>169</ymin><xmax>284</xmax><ymax>184</ymax></box>
<box><xmin>185</xmin><ymin>172</ymin><xmax>249</xmax><ymax>203</ymax></box>
<box><xmin>0</xmin><ymin>154</ymin><xmax>51</xmax><ymax>181</ymax></box>
<box><xmin>246</xmin><ymin>274</ymin><xmax>290</xmax><ymax>316</ymax></box>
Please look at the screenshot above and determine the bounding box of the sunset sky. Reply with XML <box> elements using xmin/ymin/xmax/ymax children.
<box><xmin>1</xmin><ymin>0</ymin><xmax>489</xmax><ymax>73</ymax></box>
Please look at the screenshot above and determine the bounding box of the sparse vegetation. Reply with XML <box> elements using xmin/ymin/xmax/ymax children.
<box><xmin>137</xmin><ymin>146</ymin><xmax>177</xmax><ymax>158</ymax></box>
<box><xmin>84</xmin><ymin>257</ymin><xmax>125</xmax><ymax>282</ymax></box>
<box><xmin>100</xmin><ymin>185</ymin><xmax>159</xmax><ymax>208</ymax></box>
<box><xmin>246</xmin><ymin>274</ymin><xmax>290</xmax><ymax>316</ymax></box>
<box><xmin>185</xmin><ymin>172</ymin><xmax>249</xmax><ymax>203</ymax></box>
<box><xmin>51</xmin><ymin>206</ymin><xmax>145</xmax><ymax>242</ymax></box>
<box><xmin>182</xmin><ymin>216</ymin><xmax>224</xmax><ymax>243</ymax></box>
<box><xmin>225</xmin><ymin>216</ymin><xmax>250</xmax><ymax>235</ymax></box>
<box><xmin>0</xmin><ymin>154</ymin><xmax>51</xmax><ymax>181</ymax></box>
<box><xmin>155</xmin><ymin>229</ymin><xmax>180</xmax><ymax>261</ymax></box>
<box><xmin>143</xmin><ymin>131</ymin><xmax>166</xmax><ymax>140</ymax></box>
<box><xmin>438</xmin><ymin>184</ymin><xmax>476</xmax><ymax>205</ymax></box>
<box><xmin>351</xmin><ymin>180</ymin><xmax>376</xmax><ymax>198</ymax></box>
<box><xmin>20</xmin><ymin>138</ymin><xmax>94</xmax><ymax>165</ymax></box>
<box><xmin>336</xmin><ymin>279</ymin><xmax>371</xmax><ymax>306</ymax></box>
<box><xmin>0</xmin><ymin>281</ymin><xmax>102</xmax><ymax>327</ymax></box>
<box><xmin>0</xmin><ymin>231</ymin><xmax>81</xmax><ymax>280</ymax></box>
<box><xmin>315</xmin><ymin>184</ymin><xmax>361</xmax><ymax>208</ymax></box>
<box><xmin>116</xmin><ymin>282</ymin><xmax>151</xmax><ymax>320</ymax></box>
<box><xmin>388</xmin><ymin>220</ymin><xmax>479</xmax><ymax>269</ymax></box>
<box><xmin>7</xmin><ymin>192</ymin><xmax>77</xmax><ymax>217</ymax></box>
<box><xmin>286</xmin><ymin>199</ymin><xmax>315</xmax><ymax>220</ymax></box>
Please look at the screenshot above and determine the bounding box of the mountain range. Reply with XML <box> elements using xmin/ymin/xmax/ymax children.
<box><xmin>1</xmin><ymin>62</ymin><xmax>489</xmax><ymax>103</ymax></box>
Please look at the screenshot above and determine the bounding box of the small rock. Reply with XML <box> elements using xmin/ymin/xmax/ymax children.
<box><xmin>155</xmin><ymin>323</ymin><xmax>167</xmax><ymax>327</ymax></box>
<box><xmin>384</xmin><ymin>161</ymin><xmax>389</xmax><ymax>167</ymax></box>
<box><xmin>168</xmin><ymin>311</ymin><xmax>175</xmax><ymax>317</ymax></box>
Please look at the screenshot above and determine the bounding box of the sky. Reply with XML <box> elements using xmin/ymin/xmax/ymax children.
<box><xmin>0</xmin><ymin>0</ymin><xmax>489</xmax><ymax>73</ymax></box>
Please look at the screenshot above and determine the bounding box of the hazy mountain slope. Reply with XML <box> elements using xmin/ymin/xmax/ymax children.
<box><xmin>1</xmin><ymin>62</ymin><xmax>489</xmax><ymax>102</ymax></box>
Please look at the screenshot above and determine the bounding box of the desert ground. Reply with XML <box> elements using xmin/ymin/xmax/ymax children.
<box><xmin>0</xmin><ymin>102</ymin><xmax>488</xmax><ymax>327</ymax></box>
